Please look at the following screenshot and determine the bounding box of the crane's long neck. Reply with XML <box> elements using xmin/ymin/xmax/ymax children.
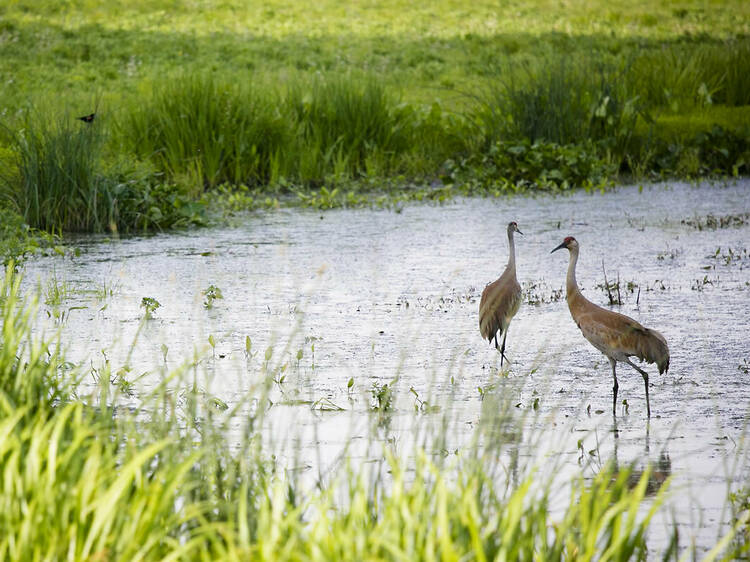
<box><xmin>506</xmin><ymin>229</ymin><xmax>516</xmax><ymax>273</ymax></box>
<box><xmin>566</xmin><ymin>246</ymin><xmax>580</xmax><ymax>298</ymax></box>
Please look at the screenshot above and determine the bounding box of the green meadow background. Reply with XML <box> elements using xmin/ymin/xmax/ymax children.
<box><xmin>1</xmin><ymin>0</ymin><xmax>749</xmax><ymax>235</ymax></box>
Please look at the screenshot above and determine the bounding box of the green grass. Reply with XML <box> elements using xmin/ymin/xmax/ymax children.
<box><xmin>0</xmin><ymin>113</ymin><xmax>207</xmax><ymax>233</ymax></box>
<box><xmin>121</xmin><ymin>73</ymin><xmax>290</xmax><ymax>192</ymax></box>
<box><xmin>472</xmin><ymin>56</ymin><xmax>640</xmax><ymax>150</ymax></box>
<box><xmin>0</xmin><ymin>0</ymin><xmax>749</xmax><ymax>227</ymax></box>
<box><xmin>0</xmin><ymin>266</ymin><xmax>70</xmax><ymax>414</ymax></box>
<box><xmin>1</xmin><ymin>113</ymin><xmax>116</xmax><ymax>232</ymax></box>
<box><xmin>287</xmin><ymin>74</ymin><xmax>415</xmax><ymax>183</ymax></box>
<box><xmin>628</xmin><ymin>40</ymin><xmax>750</xmax><ymax>109</ymax></box>
<box><xmin>1</xmin><ymin>0</ymin><xmax>748</xmax><ymax>108</ymax></box>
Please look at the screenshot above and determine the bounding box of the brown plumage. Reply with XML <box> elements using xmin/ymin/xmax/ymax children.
<box><xmin>552</xmin><ymin>236</ymin><xmax>669</xmax><ymax>417</ymax></box>
<box><xmin>479</xmin><ymin>222</ymin><xmax>522</xmax><ymax>366</ymax></box>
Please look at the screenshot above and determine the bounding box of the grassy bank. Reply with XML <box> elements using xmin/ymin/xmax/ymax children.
<box><xmin>7</xmin><ymin>265</ymin><xmax>750</xmax><ymax>560</ymax></box>
<box><xmin>0</xmin><ymin>0</ymin><xmax>749</xmax><ymax>238</ymax></box>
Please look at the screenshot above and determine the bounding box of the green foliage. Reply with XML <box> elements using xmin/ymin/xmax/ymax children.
<box><xmin>445</xmin><ymin>139</ymin><xmax>616</xmax><ymax>194</ymax></box>
<box><xmin>103</xmin><ymin>161</ymin><xmax>208</xmax><ymax>231</ymax></box>
<box><xmin>634</xmin><ymin>125</ymin><xmax>750</xmax><ymax>178</ymax></box>
<box><xmin>0</xmin><ymin>395</ymin><xmax>673</xmax><ymax>561</ymax></box>
<box><xmin>43</xmin><ymin>271</ymin><xmax>70</xmax><ymax>307</ymax></box>
<box><xmin>728</xmin><ymin>487</ymin><xmax>750</xmax><ymax>558</ymax></box>
<box><xmin>629</xmin><ymin>40</ymin><xmax>750</xmax><ymax>109</ymax></box>
<box><xmin>371</xmin><ymin>380</ymin><xmax>395</xmax><ymax>412</ymax></box>
<box><xmin>0</xmin><ymin>405</ymin><xmax>195</xmax><ymax>560</ymax></box>
<box><xmin>0</xmin><ymin>275</ymin><xmax>268</xmax><ymax>558</ymax></box>
<box><xmin>140</xmin><ymin>296</ymin><xmax>161</xmax><ymax>318</ymax></box>
<box><xmin>119</xmin><ymin>73</ymin><xmax>448</xmax><ymax>192</ymax></box>
<box><xmin>0</xmin><ymin>206</ymin><xmax>56</xmax><ymax>265</ymax></box>
<box><xmin>202</xmin><ymin>284</ymin><xmax>223</xmax><ymax>309</ymax></box>
<box><xmin>0</xmin><ymin>0</ymin><xmax>748</xmax><ymax>229</ymax></box>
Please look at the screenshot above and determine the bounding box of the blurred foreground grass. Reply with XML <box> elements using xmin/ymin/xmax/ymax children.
<box><xmin>6</xmin><ymin>263</ymin><xmax>750</xmax><ymax>560</ymax></box>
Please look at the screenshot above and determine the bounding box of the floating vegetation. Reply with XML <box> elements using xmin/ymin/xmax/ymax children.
<box><xmin>708</xmin><ymin>246</ymin><xmax>749</xmax><ymax>266</ymax></box>
<box><xmin>656</xmin><ymin>247</ymin><xmax>682</xmax><ymax>261</ymax></box>
<box><xmin>43</xmin><ymin>272</ymin><xmax>71</xmax><ymax>306</ymax></box>
<box><xmin>595</xmin><ymin>263</ymin><xmax>641</xmax><ymax>306</ymax></box>
<box><xmin>399</xmin><ymin>288</ymin><xmax>478</xmax><ymax>312</ymax></box>
<box><xmin>691</xmin><ymin>275</ymin><xmax>716</xmax><ymax>291</ymax></box>
<box><xmin>371</xmin><ymin>380</ymin><xmax>395</xmax><ymax>413</ymax></box>
<box><xmin>410</xmin><ymin>387</ymin><xmax>441</xmax><ymax>414</ymax></box>
<box><xmin>523</xmin><ymin>281</ymin><xmax>564</xmax><ymax>305</ymax></box>
<box><xmin>202</xmin><ymin>284</ymin><xmax>224</xmax><ymax>308</ymax></box>
<box><xmin>94</xmin><ymin>278</ymin><xmax>121</xmax><ymax>301</ymax></box>
<box><xmin>682</xmin><ymin>212</ymin><xmax>750</xmax><ymax>230</ymax></box>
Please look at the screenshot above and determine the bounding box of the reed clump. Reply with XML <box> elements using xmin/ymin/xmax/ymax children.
<box><xmin>0</xmin><ymin>115</ymin><xmax>207</xmax><ymax>233</ymax></box>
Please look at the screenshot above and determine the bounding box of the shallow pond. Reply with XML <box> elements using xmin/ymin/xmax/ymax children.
<box><xmin>22</xmin><ymin>179</ymin><xmax>750</xmax><ymax>555</ymax></box>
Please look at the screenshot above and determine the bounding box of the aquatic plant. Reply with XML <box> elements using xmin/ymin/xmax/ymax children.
<box><xmin>140</xmin><ymin>296</ymin><xmax>161</xmax><ymax>318</ymax></box>
<box><xmin>42</xmin><ymin>271</ymin><xmax>71</xmax><ymax>307</ymax></box>
<box><xmin>371</xmin><ymin>380</ymin><xmax>395</xmax><ymax>413</ymax></box>
<box><xmin>202</xmin><ymin>284</ymin><xmax>224</xmax><ymax>309</ymax></box>
<box><xmin>445</xmin><ymin>139</ymin><xmax>615</xmax><ymax>194</ymax></box>
<box><xmin>0</xmin><ymin>207</ymin><xmax>58</xmax><ymax>265</ymax></box>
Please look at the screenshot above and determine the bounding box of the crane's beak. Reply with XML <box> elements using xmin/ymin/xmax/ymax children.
<box><xmin>550</xmin><ymin>241</ymin><xmax>567</xmax><ymax>253</ymax></box>
<box><xmin>516</xmin><ymin>228</ymin><xmax>524</xmax><ymax>236</ymax></box>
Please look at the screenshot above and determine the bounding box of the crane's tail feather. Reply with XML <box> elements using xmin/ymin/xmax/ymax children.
<box><xmin>640</xmin><ymin>328</ymin><xmax>670</xmax><ymax>374</ymax></box>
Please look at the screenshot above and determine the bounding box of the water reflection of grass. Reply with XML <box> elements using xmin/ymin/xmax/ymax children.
<box><xmin>1</xmin><ymin>266</ymin><xmax>747</xmax><ymax>559</ymax></box>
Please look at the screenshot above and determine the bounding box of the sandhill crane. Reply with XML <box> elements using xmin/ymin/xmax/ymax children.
<box><xmin>551</xmin><ymin>236</ymin><xmax>669</xmax><ymax>417</ymax></box>
<box><xmin>479</xmin><ymin>221</ymin><xmax>523</xmax><ymax>366</ymax></box>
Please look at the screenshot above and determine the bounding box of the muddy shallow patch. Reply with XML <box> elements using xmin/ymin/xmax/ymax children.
<box><xmin>21</xmin><ymin>179</ymin><xmax>750</xmax><ymax>554</ymax></box>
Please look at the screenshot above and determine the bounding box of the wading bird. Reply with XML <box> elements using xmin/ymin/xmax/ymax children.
<box><xmin>551</xmin><ymin>236</ymin><xmax>669</xmax><ymax>417</ymax></box>
<box><xmin>479</xmin><ymin>221</ymin><xmax>523</xmax><ymax>367</ymax></box>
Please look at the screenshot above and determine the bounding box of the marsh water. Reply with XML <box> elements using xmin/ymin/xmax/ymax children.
<box><xmin>22</xmin><ymin>180</ymin><xmax>750</xmax><ymax>554</ymax></box>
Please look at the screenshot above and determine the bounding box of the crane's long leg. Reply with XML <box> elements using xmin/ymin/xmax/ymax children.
<box><xmin>625</xmin><ymin>359</ymin><xmax>651</xmax><ymax>418</ymax></box>
<box><xmin>609</xmin><ymin>357</ymin><xmax>618</xmax><ymax>416</ymax></box>
<box><xmin>499</xmin><ymin>330</ymin><xmax>509</xmax><ymax>367</ymax></box>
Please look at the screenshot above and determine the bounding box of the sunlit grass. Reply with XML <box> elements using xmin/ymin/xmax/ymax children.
<box><xmin>0</xmin><ymin>0</ymin><xmax>748</xmax><ymax>226</ymax></box>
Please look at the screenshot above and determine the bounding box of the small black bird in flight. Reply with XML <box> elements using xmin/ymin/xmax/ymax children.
<box><xmin>77</xmin><ymin>113</ymin><xmax>96</xmax><ymax>123</ymax></box>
